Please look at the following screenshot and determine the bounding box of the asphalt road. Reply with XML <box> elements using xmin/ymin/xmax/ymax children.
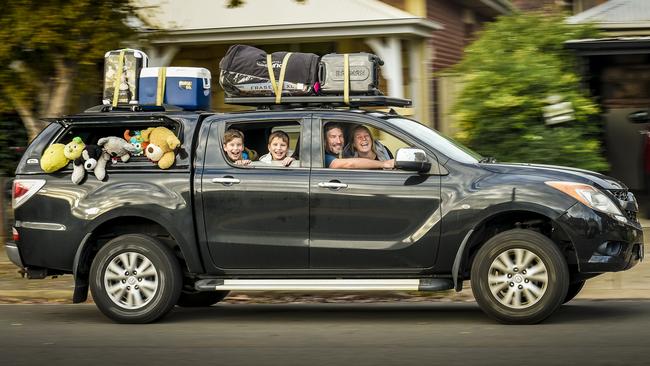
<box><xmin>1</xmin><ymin>301</ymin><xmax>649</xmax><ymax>366</ymax></box>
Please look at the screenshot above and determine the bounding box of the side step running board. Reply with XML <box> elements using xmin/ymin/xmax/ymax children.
<box><xmin>194</xmin><ymin>278</ymin><xmax>454</xmax><ymax>292</ymax></box>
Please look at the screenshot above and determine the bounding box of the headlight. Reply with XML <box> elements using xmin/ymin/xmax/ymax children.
<box><xmin>545</xmin><ymin>181</ymin><xmax>626</xmax><ymax>222</ymax></box>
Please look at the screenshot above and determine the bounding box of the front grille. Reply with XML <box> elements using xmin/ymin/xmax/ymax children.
<box><xmin>626</xmin><ymin>210</ymin><xmax>637</xmax><ymax>222</ymax></box>
<box><xmin>610</xmin><ymin>189</ymin><xmax>629</xmax><ymax>201</ymax></box>
<box><xmin>608</xmin><ymin>189</ymin><xmax>639</xmax><ymax>223</ymax></box>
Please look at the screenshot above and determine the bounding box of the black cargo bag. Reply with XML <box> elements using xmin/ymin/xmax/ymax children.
<box><xmin>318</xmin><ymin>53</ymin><xmax>384</xmax><ymax>96</ymax></box>
<box><xmin>219</xmin><ymin>44</ymin><xmax>320</xmax><ymax>97</ymax></box>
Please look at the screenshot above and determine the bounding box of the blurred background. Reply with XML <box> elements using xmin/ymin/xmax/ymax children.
<box><xmin>1</xmin><ymin>0</ymin><xmax>650</xmax><ymax>301</ymax></box>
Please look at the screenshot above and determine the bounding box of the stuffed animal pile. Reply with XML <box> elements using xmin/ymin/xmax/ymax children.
<box><xmin>40</xmin><ymin>126</ymin><xmax>181</xmax><ymax>184</ymax></box>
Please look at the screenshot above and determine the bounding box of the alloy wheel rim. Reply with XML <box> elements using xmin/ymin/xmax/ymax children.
<box><xmin>487</xmin><ymin>248</ymin><xmax>548</xmax><ymax>309</ymax></box>
<box><xmin>103</xmin><ymin>251</ymin><xmax>159</xmax><ymax>310</ymax></box>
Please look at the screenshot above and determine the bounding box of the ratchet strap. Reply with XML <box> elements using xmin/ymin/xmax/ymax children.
<box><xmin>344</xmin><ymin>53</ymin><xmax>350</xmax><ymax>105</ymax></box>
<box><xmin>267</xmin><ymin>53</ymin><xmax>293</xmax><ymax>104</ymax></box>
<box><xmin>111</xmin><ymin>50</ymin><xmax>126</xmax><ymax>107</ymax></box>
<box><xmin>156</xmin><ymin>67</ymin><xmax>167</xmax><ymax>106</ymax></box>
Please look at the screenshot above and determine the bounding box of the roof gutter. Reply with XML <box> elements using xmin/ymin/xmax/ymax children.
<box><xmin>148</xmin><ymin>18</ymin><xmax>442</xmax><ymax>45</ymax></box>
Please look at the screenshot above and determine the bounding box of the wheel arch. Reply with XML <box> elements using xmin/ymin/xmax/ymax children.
<box><xmin>452</xmin><ymin>206</ymin><xmax>577</xmax><ymax>291</ymax></box>
<box><xmin>72</xmin><ymin>213</ymin><xmax>202</xmax><ymax>303</ymax></box>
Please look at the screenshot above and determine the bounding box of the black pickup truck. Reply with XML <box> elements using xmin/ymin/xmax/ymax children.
<box><xmin>6</xmin><ymin>97</ymin><xmax>644</xmax><ymax>324</ymax></box>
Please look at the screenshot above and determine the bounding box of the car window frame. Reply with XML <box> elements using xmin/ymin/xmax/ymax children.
<box><xmin>313</xmin><ymin>113</ymin><xmax>443</xmax><ymax>175</ymax></box>
<box><xmin>214</xmin><ymin>116</ymin><xmax>311</xmax><ymax>171</ymax></box>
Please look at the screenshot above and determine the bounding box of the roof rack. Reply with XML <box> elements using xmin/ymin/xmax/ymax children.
<box><xmin>224</xmin><ymin>95</ymin><xmax>412</xmax><ymax>108</ymax></box>
<box><xmin>83</xmin><ymin>104</ymin><xmax>185</xmax><ymax>113</ymax></box>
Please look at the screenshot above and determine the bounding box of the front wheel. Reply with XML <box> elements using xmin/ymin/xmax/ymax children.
<box><xmin>470</xmin><ymin>229</ymin><xmax>569</xmax><ymax>324</ymax></box>
<box><xmin>90</xmin><ymin>234</ymin><xmax>183</xmax><ymax>323</ymax></box>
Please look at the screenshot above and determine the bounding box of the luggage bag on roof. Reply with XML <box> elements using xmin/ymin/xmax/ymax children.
<box><xmin>219</xmin><ymin>44</ymin><xmax>320</xmax><ymax>97</ymax></box>
<box><xmin>102</xmin><ymin>49</ymin><xmax>149</xmax><ymax>106</ymax></box>
<box><xmin>318</xmin><ymin>53</ymin><xmax>384</xmax><ymax>95</ymax></box>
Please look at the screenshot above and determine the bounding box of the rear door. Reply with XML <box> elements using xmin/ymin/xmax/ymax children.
<box><xmin>198</xmin><ymin>113</ymin><xmax>312</xmax><ymax>270</ymax></box>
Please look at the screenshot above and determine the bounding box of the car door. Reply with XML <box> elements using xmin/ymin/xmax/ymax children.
<box><xmin>199</xmin><ymin>113</ymin><xmax>311</xmax><ymax>270</ymax></box>
<box><xmin>309</xmin><ymin>113</ymin><xmax>442</xmax><ymax>270</ymax></box>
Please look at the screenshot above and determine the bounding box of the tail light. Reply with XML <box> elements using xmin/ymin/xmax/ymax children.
<box><xmin>12</xmin><ymin>179</ymin><xmax>46</xmax><ymax>209</ymax></box>
<box><xmin>12</xmin><ymin>227</ymin><xmax>19</xmax><ymax>242</ymax></box>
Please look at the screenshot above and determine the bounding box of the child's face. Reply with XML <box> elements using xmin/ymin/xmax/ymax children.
<box><xmin>223</xmin><ymin>137</ymin><xmax>244</xmax><ymax>161</ymax></box>
<box><xmin>268</xmin><ymin>137</ymin><xmax>288</xmax><ymax>160</ymax></box>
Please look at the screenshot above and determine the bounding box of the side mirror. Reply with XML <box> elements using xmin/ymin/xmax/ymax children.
<box><xmin>629</xmin><ymin>110</ymin><xmax>650</xmax><ymax>123</ymax></box>
<box><xmin>395</xmin><ymin>147</ymin><xmax>431</xmax><ymax>173</ymax></box>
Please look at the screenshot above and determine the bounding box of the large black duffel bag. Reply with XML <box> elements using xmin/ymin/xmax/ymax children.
<box><xmin>219</xmin><ymin>44</ymin><xmax>319</xmax><ymax>97</ymax></box>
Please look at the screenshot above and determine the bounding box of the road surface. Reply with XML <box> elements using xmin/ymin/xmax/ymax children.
<box><xmin>1</xmin><ymin>300</ymin><xmax>649</xmax><ymax>366</ymax></box>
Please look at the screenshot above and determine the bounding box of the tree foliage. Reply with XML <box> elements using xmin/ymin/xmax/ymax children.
<box><xmin>0</xmin><ymin>0</ymin><xmax>141</xmax><ymax>141</ymax></box>
<box><xmin>452</xmin><ymin>11</ymin><xmax>608</xmax><ymax>172</ymax></box>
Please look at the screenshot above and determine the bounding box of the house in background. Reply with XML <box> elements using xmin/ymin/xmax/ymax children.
<box><xmin>135</xmin><ymin>0</ymin><xmax>511</xmax><ymax>130</ymax></box>
<box><xmin>564</xmin><ymin>0</ymin><xmax>650</xmax><ymax>192</ymax></box>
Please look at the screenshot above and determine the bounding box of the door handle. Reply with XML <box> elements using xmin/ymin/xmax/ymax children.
<box><xmin>212</xmin><ymin>177</ymin><xmax>241</xmax><ymax>185</ymax></box>
<box><xmin>318</xmin><ymin>181</ymin><xmax>348</xmax><ymax>189</ymax></box>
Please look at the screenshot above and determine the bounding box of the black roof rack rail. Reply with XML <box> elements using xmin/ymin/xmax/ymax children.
<box><xmin>224</xmin><ymin>95</ymin><xmax>412</xmax><ymax>108</ymax></box>
<box><xmin>83</xmin><ymin>104</ymin><xmax>185</xmax><ymax>113</ymax></box>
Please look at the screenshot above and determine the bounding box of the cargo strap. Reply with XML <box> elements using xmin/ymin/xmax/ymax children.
<box><xmin>156</xmin><ymin>67</ymin><xmax>167</xmax><ymax>106</ymax></box>
<box><xmin>343</xmin><ymin>54</ymin><xmax>350</xmax><ymax>105</ymax></box>
<box><xmin>267</xmin><ymin>53</ymin><xmax>293</xmax><ymax>104</ymax></box>
<box><xmin>111</xmin><ymin>50</ymin><xmax>126</xmax><ymax>107</ymax></box>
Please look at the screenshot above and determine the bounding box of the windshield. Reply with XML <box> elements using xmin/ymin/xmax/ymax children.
<box><xmin>386</xmin><ymin>118</ymin><xmax>483</xmax><ymax>164</ymax></box>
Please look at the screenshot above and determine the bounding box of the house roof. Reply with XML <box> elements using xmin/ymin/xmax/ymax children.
<box><xmin>135</xmin><ymin>0</ymin><xmax>442</xmax><ymax>45</ymax></box>
<box><xmin>565</xmin><ymin>36</ymin><xmax>650</xmax><ymax>55</ymax></box>
<box><xmin>567</xmin><ymin>0</ymin><xmax>650</xmax><ymax>30</ymax></box>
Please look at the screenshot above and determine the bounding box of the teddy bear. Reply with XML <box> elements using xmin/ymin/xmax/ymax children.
<box><xmin>141</xmin><ymin>126</ymin><xmax>181</xmax><ymax>169</ymax></box>
<box><xmin>40</xmin><ymin>143</ymin><xmax>69</xmax><ymax>173</ymax></box>
<box><xmin>97</xmin><ymin>136</ymin><xmax>139</xmax><ymax>163</ymax></box>
<box><xmin>72</xmin><ymin>145</ymin><xmax>110</xmax><ymax>184</ymax></box>
<box><xmin>64</xmin><ymin>137</ymin><xmax>85</xmax><ymax>161</ymax></box>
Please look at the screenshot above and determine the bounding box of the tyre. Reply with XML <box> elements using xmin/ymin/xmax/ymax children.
<box><xmin>470</xmin><ymin>229</ymin><xmax>569</xmax><ymax>324</ymax></box>
<box><xmin>563</xmin><ymin>280</ymin><xmax>586</xmax><ymax>304</ymax></box>
<box><xmin>177</xmin><ymin>290</ymin><xmax>230</xmax><ymax>307</ymax></box>
<box><xmin>89</xmin><ymin>234</ymin><xmax>182</xmax><ymax>323</ymax></box>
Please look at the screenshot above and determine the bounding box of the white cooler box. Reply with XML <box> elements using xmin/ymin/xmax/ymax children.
<box><xmin>139</xmin><ymin>67</ymin><xmax>212</xmax><ymax>110</ymax></box>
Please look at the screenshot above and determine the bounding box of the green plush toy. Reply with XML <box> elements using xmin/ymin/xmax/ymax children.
<box><xmin>40</xmin><ymin>143</ymin><xmax>69</xmax><ymax>173</ymax></box>
<box><xmin>64</xmin><ymin>137</ymin><xmax>85</xmax><ymax>160</ymax></box>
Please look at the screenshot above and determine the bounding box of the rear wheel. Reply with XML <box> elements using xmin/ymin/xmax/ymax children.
<box><xmin>470</xmin><ymin>229</ymin><xmax>569</xmax><ymax>324</ymax></box>
<box><xmin>563</xmin><ymin>280</ymin><xmax>586</xmax><ymax>304</ymax></box>
<box><xmin>177</xmin><ymin>291</ymin><xmax>230</xmax><ymax>307</ymax></box>
<box><xmin>90</xmin><ymin>234</ymin><xmax>182</xmax><ymax>323</ymax></box>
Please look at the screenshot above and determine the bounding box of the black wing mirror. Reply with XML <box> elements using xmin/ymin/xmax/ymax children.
<box><xmin>395</xmin><ymin>147</ymin><xmax>431</xmax><ymax>173</ymax></box>
<box><xmin>628</xmin><ymin>110</ymin><xmax>650</xmax><ymax>123</ymax></box>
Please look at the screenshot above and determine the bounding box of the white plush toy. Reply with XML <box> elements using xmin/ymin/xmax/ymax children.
<box><xmin>97</xmin><ymin>136</ymin><xmax>139</xmax><ymax>163</ymax></box>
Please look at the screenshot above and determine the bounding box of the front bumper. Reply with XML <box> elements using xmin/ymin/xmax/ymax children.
<box><xmin>557</xmin><ymin>203</ymin><xmax>644</xmax><ymax>273</ymax></box>
<box><xmin>4</xmin><ymin>241</ymin><xmax>24</xmax><ymax>269</ymax></box>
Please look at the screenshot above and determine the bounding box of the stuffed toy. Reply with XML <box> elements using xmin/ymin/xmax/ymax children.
<box><xmin>123</xmin><ymin>129</ymin><xmax>148</xmax><ymax>156</ymax></box>
<box><xmin>72</xmin><ymin>145</ymin><xmax>110</xmax><ymax>184</ymax></box>
<box><xmin>40</xmin><ymin>143</ymin><xmax>69</xmax><ymax>173</ymax></box>
<box><xmin>97</xmin><ymin>136</ymin><xmax>138</xmax><ymax>163</ymax></box>
<box><xmin>64</xmin><ymin>137</ymin><xmax>85</xmax><ymax>161</ymax></box>
<box><xmin>141</xmin><ymin>126</ymin><xmax>181</xmax><ymax>169</ymax></box>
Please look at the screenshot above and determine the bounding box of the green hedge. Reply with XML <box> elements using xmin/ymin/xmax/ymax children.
<box><xmin>451</xmin><ymin>11</ymin><xmax>608</xmax><ymax>172</ymax></box>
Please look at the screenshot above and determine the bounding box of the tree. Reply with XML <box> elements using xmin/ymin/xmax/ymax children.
<box><xmin>451</xmin><ymin>11</ymin><xmax>608</xmax><ymax>172</ymax></box>
<box><xmin>0</xmin><ymin>0</ymin><xmax>141</xmax><ymax>141</ymax></box>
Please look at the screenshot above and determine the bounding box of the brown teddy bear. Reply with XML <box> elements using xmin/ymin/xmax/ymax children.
<box><xmin>141</xmin><ymin>126</ymin><xmax>181</xmax><ymax>169</ymax></box>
